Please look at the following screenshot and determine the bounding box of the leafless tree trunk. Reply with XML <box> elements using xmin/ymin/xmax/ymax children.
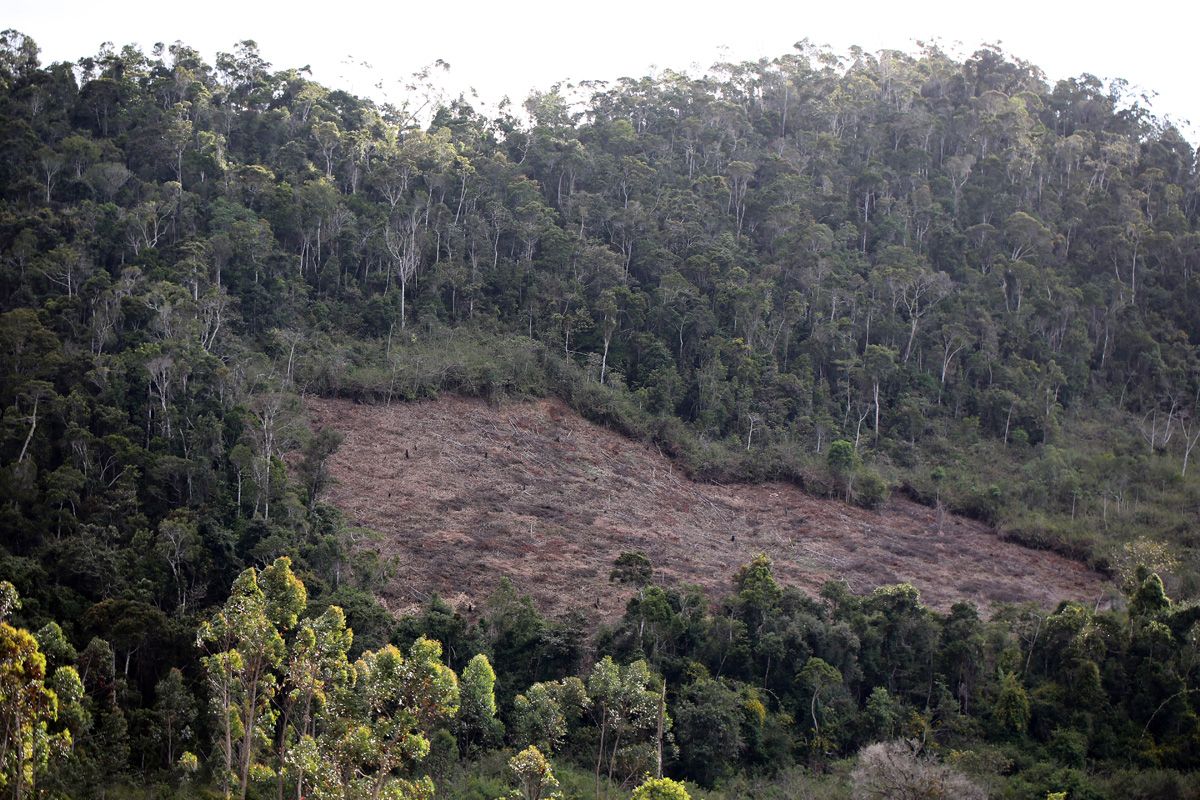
<box><xmin>385</xmin><ymin>211</ymin><xmax>421</xmax><ymax>329</ymax></box>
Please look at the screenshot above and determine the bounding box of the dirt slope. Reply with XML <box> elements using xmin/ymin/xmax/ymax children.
<box><xmin>307</xmin><ymin>396</ymin><xmax>1109</xmax><ymax>621</ymax></box>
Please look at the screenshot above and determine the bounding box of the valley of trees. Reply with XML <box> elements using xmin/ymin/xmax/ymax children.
<box><xmin>2</xmin><ymin>27</ymin><xmax>1200</xmax><ymax>798</ymax></box>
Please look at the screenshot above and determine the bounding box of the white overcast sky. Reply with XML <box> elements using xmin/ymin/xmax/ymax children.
<box><xmin>8</xmin><ymin>0</ymin><xmax>1199</xmax><ymax>143</ymax></box>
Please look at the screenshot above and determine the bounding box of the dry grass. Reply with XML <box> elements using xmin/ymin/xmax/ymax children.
<box><xmin>307</xmin><ymin>396</ymin><xmax>1111</xmax><ymax>621</ymax></box>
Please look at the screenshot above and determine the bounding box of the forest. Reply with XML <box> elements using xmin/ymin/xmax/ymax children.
<box><xmin>1</xmin><ymin>26</ymin><xmax>1200</xmax><ymax>798</ymax></box>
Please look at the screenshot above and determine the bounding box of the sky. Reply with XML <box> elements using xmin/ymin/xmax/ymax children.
<box><xmin>8</xmin><ymin>0</ymin><xmax>1199</xmax><ymax>142</ymax></box>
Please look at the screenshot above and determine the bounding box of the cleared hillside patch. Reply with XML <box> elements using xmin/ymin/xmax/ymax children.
<box><xmin>307</xmin><ymin>396</ymin><xmax>1110</xmax><ymax>620</ymax></box>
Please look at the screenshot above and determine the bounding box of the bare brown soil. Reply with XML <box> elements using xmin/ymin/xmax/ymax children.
<box><xmin>307</xmin><ymin>396</ymin><xmax>1109</xmax><ymax>621</ymax></box>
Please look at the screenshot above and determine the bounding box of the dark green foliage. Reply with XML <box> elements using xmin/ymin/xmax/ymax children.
<box><xmin>1</xmin><ymin>26</ymin><xmax>1200</xmax><ymax>798</ymax></box>
<box><xmin>610</xmin><ymin>551</ymin><xmax>654</xmax><ymax>587</ymax></box>
<box><xmin>672</xmin><ymin>679</ymin><xmax>746</xmax><ymax>785</ymax></box>
<box><xmin>827</xmin><ymin>441</ymin><xmax>859</xmax><ymax>500</ymax></box>
<box><xmin>854</xmin><ymin>468</ymin><xmax>890</xmax><ymax>510</ymax></box>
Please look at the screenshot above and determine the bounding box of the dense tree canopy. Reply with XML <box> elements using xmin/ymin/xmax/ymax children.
<box><xmin>1</xmin><ymin>27</ymin><xmax>1200</xmax><ymax>798</ymax></box>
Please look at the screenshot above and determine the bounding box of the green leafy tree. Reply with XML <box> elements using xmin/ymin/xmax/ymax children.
<box><xmin>151</xmin><ymin>668</ymin><xmax>196</xmax><ymax>770</ymax></box>
<box><xmin>734</xmin><ymin>554</ymin><xmax>783</xmax><ymax>631</ymax></box>
<box><xmin>0</xmin><ymin>583</ymin><xmax>70</xmax><ymax>800</ymax></box>
<box><xmin>197</xmin><ymin>556</ymin><xmax>306</xmax><ymax>800</ymax></box>
<box><xmin>798</xmin><ymin>657</ymin><xmax>843</xmax><ymax>740</ymax></box>
<box><xmin>610</xmin><ymin>552</ymin><xmax>654</xmax><ymax>588</ymax></box>
<box><xmin>630</xmin><ymin>776</ymin><xmax>691</xmax><ymax>800</ymax></box>
<box><xmin>297</xmin><ymin>427</ymin><xmax>344</xmax><ymax>510</ymax></box>
<box><xmin>864</xmin><ymin>687</ymin><xmax>902</xmax><ymax>741</ymax></box>
<box><xmin>512</xmin><ymin>677</ymin><xmax>588</xmax><ymax>754</ymax></box>
<box><xmin>587</xmin><ymin>657</ymin><xmax>663</xmax><ymax>794</ymax></box>
<box><xmin>332</xmin><ymin>636</ymin><xmax>458</xmax><ymax>799</ymax></box>
<box><xmin>277</xmin><ymin>605</ymin><xmax>353</xmax><ymax>799</ymax></box>
<box><xmin>827</xmin><ymin>440</ymin><xmax>859</xmax><ymax>501</ymax></box>
<box><xmin>508</xmin><ymin>745</ymin><xmax>561</xmax><ymax>800</ymax></box>
<box><xmin>7</xmin><ymin>27</ymin><xmax>1200</xmax><ymax>797</ymax></box>
<box><xmin>156</xmin><ymin>512</ymin><xmax>203</xmax><ymax>614</ymax></box>
<box><xmin>33</xmin><ymin>623</ymin><xmax>75</xmax><ymax>672</ymax></box>
<box><xmin>1130</xmin><ymin>573</ymin><xmax>1171</xmax><ymax>618</ymax></box>
<box><xmin>671</xmin><ymin>678</ymin><xmax>744</xmax><ymax>786</ymax></box>
<box><xmin>456</xmin><ymin>653</ymin><xmax>501</xmax><ymax>755</ymax></box>
<box><xmin>994</xmin><ymin>671</ymin><xmax>1031</xmax><ymax>737</ymax></box>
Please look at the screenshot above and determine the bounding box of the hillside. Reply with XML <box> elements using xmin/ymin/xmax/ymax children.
<box><xmin>308</xmin><ymin>396</ymin><xmax>1107</xmax><ymax>618</ymax></box>
<box><xmin>4</xmin><ymin>28</ymin><xmax>1200</xmax><ymax>798</ymax></box>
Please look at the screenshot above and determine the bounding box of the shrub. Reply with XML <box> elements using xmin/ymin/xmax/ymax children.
<box><xmin>851</xmin><ymin>740</ymin><xmax>985</xmax><ymax>800</ymax></box>
<box><xmin>855</xmin><ymin>469</ymin><xmax>890</xmax><ymax>510</ymax></box>
<box><xmin>631</xmin><ymin>776</ymin><xmax>691</xmax><ymax>800</ymax></box>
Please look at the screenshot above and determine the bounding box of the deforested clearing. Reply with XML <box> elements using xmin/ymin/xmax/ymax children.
<box><xmin>308</xmin><ymin>396</ymin><xmax>1107</xmax><ymax>619</ymax></box>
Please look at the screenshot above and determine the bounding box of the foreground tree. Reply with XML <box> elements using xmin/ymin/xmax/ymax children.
<box><xmin>332</xmin><ymin>636</ymin><xmax>459</xmax><ymax>800</ymax></box>
<box><xmin>508</xmin><ymin>745</ymin><xmax>561</xmax><ymax>800</ymax></box>
<box><xmin>277</xmin><ymin>605</ymin><xmax>354</xmax><ymax>800</ymax></box>
<box><xmin>631</xmin><ymin>776</ymin><xmax>691</xmax><ymax>800</ymax></box>
<box><xmin>197</xmin><ymin>557</ymin><xmax>306</xmax><ymax>800</ymax></box>
<box><xmin>587</xmin><ymin>657</ymin><xmax>663</xmax><ymax>794</ymax></box>
<box><xmin>456</xmin><ymin>653</ymin><xmax>501</xmax><ymax>755</ymax></box>
<box><xmin>0</xmin><ymin>583</ymin><xmax>70</xmax><ymax>800</ymax></box>
<box><xmin>512</xmin><ymin>677</ymin><xmax>589</xmax><ymax>755</ymax></box>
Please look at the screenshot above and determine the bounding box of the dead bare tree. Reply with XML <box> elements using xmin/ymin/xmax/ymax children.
<box><xmin>1138</xmin><ymin>396</ymin><xmax>1179</xmax><ymax>453</ymax></box>
<box><xmin>384</xmin><ymin>208</ymin><xmax>421</xmax><ymax>328</ymax></box>
<box><xmin>852</xmin><ymin>740</ymin><xmax>985</xmax><ymax>800</ymax></box>
<box><xmin>1179</xmin><ymin>409</ymin><xmax>1200</xmax><ymax>478</ymax></box>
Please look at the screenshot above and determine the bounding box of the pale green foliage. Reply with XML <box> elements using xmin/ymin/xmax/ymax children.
<box><xmin>855</xmin><ymin>469</ymin><xmax>890</xmax><ymax>510</ymax></box>
<box><xmin>0</xmin><ymin>581</ymin><xmax>19</xmax><ymax>621</ymax></box>
<box><xmin>279</xmin><ymin>605</ymin><xmax>354</xmax><ymax>798</ymax></box>
<box><xmin>458</xmin><ymin>653</ymin><xmax>500</xmax><ymax>754</ymax></box>
<box><xmin>286</xmin><ymin>605</ymin><xmax>354</xmax><ymax>726</ymax></box>
<box><xmin>508</xmin><ymin>745</ymin><xmax>561</xmax><ymax>800</ymax></box>
<box><xmin>194</xmin><ymin>559</ymin><xmax>461</xmax><ymax>800</ymax></box>
<box><xmin>47</xmin><ymin>666</ymin><xmax>88</xmax><ymax>740</ymax></box>
<box><xmin>155</xmin><ymin>512</ymin><xmax>204</xmax><ymax>613</ymax></box>
<box><xmin>827</xmin><ymin>439</ymin><xmax>858</xmax><ymax>474</ymax></box>
<box><xmin>33</xmin><ymin>622</ymin><xmax>75</xmax><ymax>669</ymax></box>
<box><xmin>1131</xmin><ymin>573</ymin><xmax>1172</xmax><ymax>618</ymax></box>
<box><xmin>329</xmin><ymin>637</ymin><xmax>459</xmax><ymax>798</ymax></box>
<box><xmin>610</xmin><ymin>551</ymin><xmax>654</xmax><ymax>587</ymax></box>
<box><xmin>460</xmin><ymin>654</ymin><xmax>497</xmax><ymax>720</ymax></box>
<box><xmin>631</xmin><ymin>776</ymin><xmax>691</xmax><ymax>800</ymax></box>
<box><xmin>513</xmin><ymin>683</ymin><xmax>563</xmax><ymax>754</ymax></box>
<box><xmin>734</xmin><ymin>554</ymin><xmax>783</xmax><ymax>624</ymax></box>
<box><xmin>799</xmin><ymin>656</ymin><xmax>843</xmax><ymax>735</ymax></box>
<box><xmin>177</xmin><ymin>751</ymin><xmax>200</xmax><ymax>777</ymax></box>
<box><xmin>513</xmin><ymin>678</ymin><xmax>591</xmax><ymax>754</ymax></box>
<box><xmin>0</xmin><ymin>584</ymin><xmax>70</xmax><ymax>800</ymax></box>
<box><xmin>827</xmin><ymin>439</ymin><xmax>860</xmax><ymax>499</ymax></box>
<box><xmin>260</xmin><ymin>555</ymin><xmax>308</xmax><ymax>630</ymax></box>
<box><xmin>1111</xmin><ymin>537</ymin><xmax>1179</xmax><ymax>591</ymax></box>
<box><xmin>197</xmin><ymin>556</ymin><xmax>306</xmax><ymax>800</ymax></box>
<box><xmin>282</xmin><ymin>734</ymin><xmax>340</xmax><ymax>799</ymax></box>
<box><xmin>865</xmin><ymin>687</ymin><xmax>901</xmax><ymax>740</ymax></box>
<box><xmin>152</xmin><ymin>667</ymin><xmax>195</xmax><ymax>769</ymax></box>
<box><xmin>588</xmin><ymin>657</ymin><xmax>664</xmax><ymax>791</ymax></box>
